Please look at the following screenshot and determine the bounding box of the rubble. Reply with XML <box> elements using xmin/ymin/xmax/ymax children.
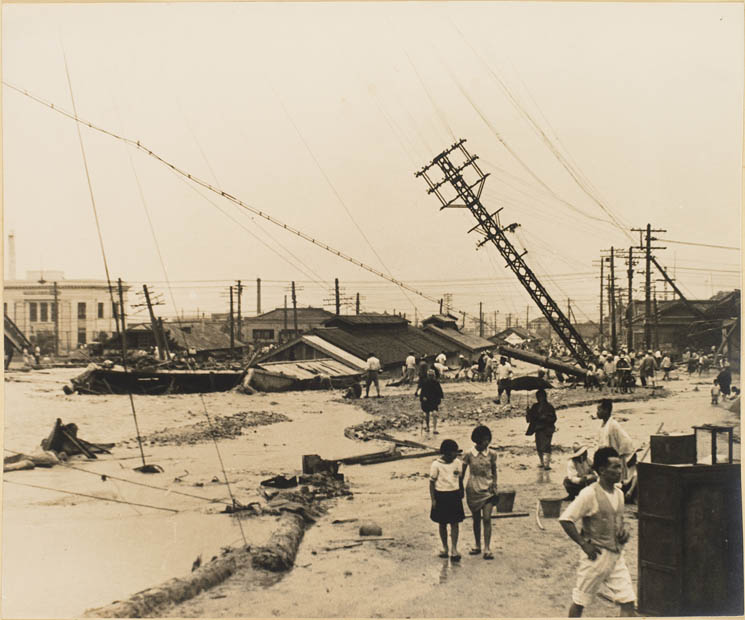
<box><xmin>126</xmin><ymin>410</ymin><xmax>290</xmax><ymax>446</ymax></box>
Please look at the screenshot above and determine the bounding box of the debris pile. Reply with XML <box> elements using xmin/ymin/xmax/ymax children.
<box><xmin>126</xmin><ymin>410</ymin><xmax>290</xmax><ymax>447</ymax></box>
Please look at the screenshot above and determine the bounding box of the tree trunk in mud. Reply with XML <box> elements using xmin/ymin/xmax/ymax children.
<box><xmin>83</xmin><ymin>549</ymin><xmax>249</xmax><ymax>618</ymax></box>
<box><xmin>251</xmin><ymin>512</ymin><xmax>306</xmax><ymax>572</ymax></box>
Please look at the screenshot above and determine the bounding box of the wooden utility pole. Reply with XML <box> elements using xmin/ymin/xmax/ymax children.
<box><xmin>256</xmin><ymin>278</ymin><xmax>262</xmax><ymax>315</ymax></box>
<box><xmin>479</xmin><ymin>302</ymin><xmax>484</xmax><ymax>337</ymax></box>
<box><xmin>52</xmin><ymin>282</ymin><xmax>59</xmax><ymax>356</ymax></box>
<box><xmin>627</xmin><ymin>247</ymin><xmax>634</xmax><ymax>351</ymax></box>
<box><xmin>229</xmin><ymin>285</ymin><xmax>235</xmax><ymax>350</ymax></box>
<box><xmin>158</xmin><ymin>318</ymin><xmax>171</xmax><ymax>358</ymax></box>
<box><xmin>236</xmin><ymin>280</ymin><xmax>243</xmax><ymax>341</ymax></box>
<box><xmin>335</xmin><ymin>278</ymin><xmax>341</xmax><ymax>315</ymax></box>
<box><xmin>117</xmin><ymin>279</ymin><xmax>127</xmax><ymax>361</ymax></box>
<box><xmin>142</xmin><ymin>285</ymin><xmax>165</xmax><ymax>360</ymax></box>
<box><xmin>291</xmin><ymin>281</ymin><xmax>298</xmax><ymax>335</ymax></box>
<box><xmin>439</xmin><ymin>298</ymin><xmax>443</xmax><ymax>314</ymax></box>
<box><xmin>653</xmin><ymin>288</ymin><xmax>660</xmax><ymax>351</ymax></box>
<box><xmin>632</xmin><ymin>224</ymin><xmax>666</xmax><ymax>351</ymax></box>
<box><xmin>609</xmin><ymin>248</ymin><xmax>617</xmax><ymax>352</ymax></box>
<box><xmin>599</xmin><ymin>258</ymin><xmax>604</xmax><ymax>349</ymax></box>
<box><xmin>283</xmin><ymin>295</ymin><xmax>288</xmax><ymax>340</ymax></box>
<box><xmin>356</xmin><ymin>293</ymin><xmax>360</xmax><ymax>315</ymax></box>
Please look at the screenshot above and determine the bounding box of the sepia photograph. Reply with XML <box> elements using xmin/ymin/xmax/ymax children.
<box><xmin>2</xmin><ymin>1</ymin><xmax>742</xmax><ymax>617</ymax></box>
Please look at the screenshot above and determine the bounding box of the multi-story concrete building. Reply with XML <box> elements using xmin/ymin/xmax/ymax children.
<box><xmin>3</xmin><ymin>271</ymin><xmax>129</xmax><ymax>354</ymax></box>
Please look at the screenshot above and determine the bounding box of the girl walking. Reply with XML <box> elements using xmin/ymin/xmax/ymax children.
<box><xmin>429</xmin><ymin>439</ymin><xmax>465</xmax><ymax>561</ymax></box>
<box><xmin>461</xmin><ymin>425</ymin><xmax>498</xmax><ymax>559</ymax></box>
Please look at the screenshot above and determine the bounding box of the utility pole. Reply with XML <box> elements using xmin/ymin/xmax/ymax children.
<box><xmin>356</xmin><ymin>293</ymin><xmax>361</xmax><ymax>316</ymax></box>
<box><xmin>627</xmin><ymin>247</ymin><xmax>634</xmax><ymax>351</ymax></box>
<box><xmin>439</xmin><ymin>298</ymin><xmax>443</xmax><ymax>314</ymax></box>
<box><xmin>607</xmin><ymin>248</ymin><xmax>617</xmax><ymax>352</ymax></box>
<box><xmin>479</xmin><ymin>302</ymin><xmax>484</xmax><ymax>337</ymax></box>
<box><xmin>229</xmin><ymin>285</ymin><xmax>235</xmax><ymax>350</ymax></box>
<box><xmin>158</xmin><ymin>318</ymin><xmax>171</xmax><ymax>358</ymax></box>
<box><xmin>52</xmin><ymin>282</ymin><xmax>59</xmax><ymax>356</ymax></box>
<box><xmin>653</xmin><ymin>288</ymin><xmax>660</xmax><ymax>351</ymax></box>
<box><xmin>117</xmin><ymin>279</ymin><xmax>128</xmax><ymax>361</ymax></box>
<box><xmin>291</xmin><ymin>281</ymin><xmax>298</xmax><ymax>336</ymax></box>
<box><xmin>236</xmin><ymin>280</ymin><xmax>243</xmax><ymax>342</ymax></box>
<box><xmin>283</xmin><ymin>295</ymin><xmax>288</xmax><ymax>340</ymax></box>
<box><xmin>256</xmin><ymin>278</ymin><xmax>262</xmax><ymax>315</ymax></box>
<box><xmin>142</xmin><ymin>285</ymin><xmax>165</xmax><ymax>360</ymax></box>
<box><xmin>632</xmin><ymin>224</ymin><xmax>666</xmax><ymax>351</ymax></box>
<box><xmin>599</xmin><ymin>258</ymin><xmax>604</xmax><ymax>349</ymax></box>
<box><xmin>335</xmin><ymin>278</ymin><xmax>341</xmax><ymax>315</ymax></box>
<box><xmin>567</xmin><ymin>298</ymin><xmax>572</xmax><ymax>325</ymax></box>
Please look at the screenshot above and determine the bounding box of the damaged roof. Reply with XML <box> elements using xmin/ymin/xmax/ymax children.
<box><xmin>323</xmin><ymin>313</ymin><xmax>409</xmax><ymax>328</ymax></box>
<box><xmin>423</xmin><ymin>325</ymin><xmax>495</xmax><ymax>353</ymax></box>
<box><xmin>309</xmin><ymin>326</ymin><xmax>455</xmax><ymax>368</ymax></box>
<box><xmin>254</xmin><ymin>358</ymin><xmax>361</xmax><ymax>380</ymax></box>
<box><xmin>164</xmin><ymin>322</ymin><xmax>245</xmax><ymax>351</ymax></box>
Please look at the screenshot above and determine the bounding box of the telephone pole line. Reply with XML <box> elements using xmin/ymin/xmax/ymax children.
<box><xmin>229</xmin><ymin>285</ymin><xmax>235</xmax><ymax>349</ymax></box>
<box><xmin>256</xmin><ymin>278</ymin><xmax>262</xmax><ymax>315</ymax></box>
<box><xmin>291</xmin><ymin>281</ymin><xmax>298</xmax><ymax>336</ymax></box>
<box><xmin>142</xmin><ymin>285</ymin><xmax>165</xmax><ymax>360</ymax></box>
<box><xmin>631</xmin><ymin>224</ymin><xmax>666</xmax><ymax>350</ymax></box>
<box><xmin>236</xmin><ymin>280</ymin><xmax>243</xmax><ymax>341</ymax></box>
<box><xmin>52</xmin><ymin>282</ymin><xmax>60</xmax><ymax>356</ymax></box>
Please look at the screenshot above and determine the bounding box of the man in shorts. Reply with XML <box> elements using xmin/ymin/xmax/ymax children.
<box><xmin>559</xmin><ymin>447</ymin><xmax>635</xmax><ymax>617</ymax></box>
<box><xmin>364</xmin><ymin>352</ymin><xmax>381</xmax><ymax>398</ymax></box>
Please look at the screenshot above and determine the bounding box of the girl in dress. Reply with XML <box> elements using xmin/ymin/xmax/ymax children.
<box><xmin>429</xmin><ymin>439</ymin><xmax>465</xmax><ymax>560</ymax></box>
<box><xmin>461</xmin><ymin>425</ymin><xmax>498</xmax><ymax>559</ymax></box>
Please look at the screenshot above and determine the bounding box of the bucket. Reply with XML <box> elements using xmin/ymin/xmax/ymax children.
<box><xmin>496</xmin><ymin>490</ymin><xmax>515</xmax><ymax>513</ymax></box>
<box><xmin>539</xmin><ymin>497</ymin><xmax>564</xmax><ymax>518</ymax></box>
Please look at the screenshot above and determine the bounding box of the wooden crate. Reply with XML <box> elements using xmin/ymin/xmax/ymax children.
<box><xmin>637</xmin><ymin>462</ymin><xmax>743</xmax><ymax>616</ymax></box>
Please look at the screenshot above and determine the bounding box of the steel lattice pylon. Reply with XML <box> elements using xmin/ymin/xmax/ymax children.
<box><xmin>416</xmin><ymin>139</ymin><xmax>596</xmax><ymax>368</ymax></box>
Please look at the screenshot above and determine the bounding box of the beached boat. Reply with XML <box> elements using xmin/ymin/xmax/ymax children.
<box><xmin>70</xmin><ymin>366</ymin><xmax>244</xmax><ymax>395</ymax></box>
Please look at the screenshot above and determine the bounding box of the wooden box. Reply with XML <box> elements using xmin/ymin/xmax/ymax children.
<box><xmin>637</xmin><ymin>462</ymin><xmax>743</xmax><ymax>616</ymax></box>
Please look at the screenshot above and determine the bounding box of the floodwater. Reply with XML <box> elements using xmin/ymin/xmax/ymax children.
<box><xmin>2</xmin><ymin>368</ymin><xmax>372</xmax><ymax>618</ymax></box>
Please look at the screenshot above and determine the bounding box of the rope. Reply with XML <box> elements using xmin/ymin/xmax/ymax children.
<box><xmin>3</xmin><ymin>449</ymin><xmax>229</xmax><ymax>504</ymax></box>
<box><xmin>4</xmin><ymin>479</ymin><xmax>179</xmax><ymax>513</ymax></box>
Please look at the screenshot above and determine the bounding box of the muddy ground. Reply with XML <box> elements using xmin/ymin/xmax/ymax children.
<box><xmin>3</xmin><ymin>367</ymin><xmax>739</xmax><ymax>618</ymax></box>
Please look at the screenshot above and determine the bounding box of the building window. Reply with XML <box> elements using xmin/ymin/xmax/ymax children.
<box><xmin>78</xmin><ymin>302</ymin><xmax>86</xmax><ymax>320</ymax></box>
<box><xmin>41</xmin><ymin>303</ymin><xmax>48</xmax><ymax>322</ymax></box>
<box><xmin>112</xmin><ymin>302</ymin><xmax>118</xmax><ymax>319</ymax></box>
<box><xmin>51</xmin><ymin>303</ymin><xmax>57</xmax><ymax>321</ymax></box>
<box><xmin>98</xmin><ymin>302</ymin><xmax>104</xmax><ymax>319</ymax></box>
<box><xmin>29</xmin><ymin>302</ymin><xmax>38</xmax><ymax>322</ymax></box>
<box><xmin>77</xmin><ymin>328</ymin><xmax>87</xmax><ymax>346</ymax></box>
<box><xmin>252</xmin><ymin>329</ymin><xmax>274</xmax><ymax>340</ymax></box>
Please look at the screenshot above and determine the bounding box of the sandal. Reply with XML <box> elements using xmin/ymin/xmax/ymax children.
<box><xmin>468</xmin><ymin>548</ymin><xmax>482</xmax><ymax>555</ymax></box>
<box><xmin>438</xmin><ymin>551</ymin><xmax>449</xmax><ymax>558</ymax></box>
<box><xmin>450</xmin><ymin>554</ymin><xmax>461</xmax><ymax>562</ymax></box>
<box><xmin>483</xmin><ymin>552</ymin><xmax>494</xmax><ymax>560</ymax></box>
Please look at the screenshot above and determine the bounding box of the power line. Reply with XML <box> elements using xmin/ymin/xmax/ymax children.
<box><xmin>658</xmin><ymin>238</ymin><xmax>740</xmax><ymax>251</ymax></box>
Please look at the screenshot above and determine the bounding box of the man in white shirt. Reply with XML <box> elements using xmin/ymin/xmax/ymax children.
<box><xmin>496</xmin><ymin>357</ymin><xmax>513</xmax><ymax>404</ymax></box>
<box><xmin>364</xmin><ymin>352</ymin><xmax>381</xmax><ymax>398</ymax></box>
<box><xmin>435</xmin><ymin>351</ymin><xmax>447</xmax><ymax>366</ymax></box>
<box><xmin>596</xmin><ymin>399</ymin><xmax>634</xmax><ymax>485</ymax></box>
<box><xmin>404</xmin><ymin>351</ymin><xmax>417</xmax><ymax>384</ymax></box>
<box><xmin>559</xmin><ymin>447</ymin><xmax>635</xmax><ymax>617</ymax></box>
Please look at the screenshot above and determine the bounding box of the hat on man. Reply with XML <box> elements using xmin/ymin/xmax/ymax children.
<box><xmin>571</xmin><ymin>443</ymin><xmax>588</xmax><ymax>459</ymax></box>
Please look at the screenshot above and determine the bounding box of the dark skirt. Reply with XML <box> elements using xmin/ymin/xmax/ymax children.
<box><xmin>430</xmin><ymin>490</ymin><xmax>465</xmax><ymax>524</ymax></box>
<box><xmin>421</xmin><ymin>399</ymin><xmax>441</xmax><ymax>413</ymax></box>
<box><xmin>535</xmin><ymin>429</ymin><xmax>554</xmax><ymax>453</ymax></box>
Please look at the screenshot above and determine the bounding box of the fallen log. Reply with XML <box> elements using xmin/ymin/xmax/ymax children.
<box><xmin>83</xmin><ymin>547</ymin><xmax>251</xmax><ymax>617</ymax></box>
<box><xmin>359</xmin><ymin>449</ymin><xmax>440</xmax><ymax>465</ymax></box>
<box><xmin>337</xmin><ymin>446</ymin><xmax>399</xmax><ymax>465</ymax></box>
<box><xmin>251</xmin><ymin>511</ymin><xmax>306</xmax><ymax>572</ymax></box>
<box><xmin>376</xmin><ymin>434</ymin><xmax>434</xmax><ymax>450</ymax></box>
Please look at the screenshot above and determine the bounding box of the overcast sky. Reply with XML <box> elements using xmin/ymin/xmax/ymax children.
<box><xmin>2</xmin><ymin>2</ymin><xmax>742</xmax><ymax>326</ymax></box>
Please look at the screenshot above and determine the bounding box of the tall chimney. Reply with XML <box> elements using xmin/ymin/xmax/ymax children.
<box><xmin>7</xmin><ymin>232</ymin><xmax>16</xmax><ymax>280</ymax></box>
